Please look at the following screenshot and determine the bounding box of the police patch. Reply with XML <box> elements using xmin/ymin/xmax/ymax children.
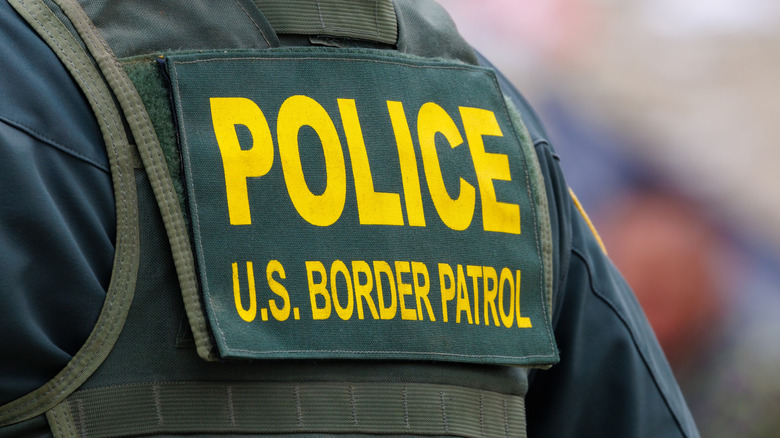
<box><xmin>165</xmin><ymin>48</ymin><xmax>557</xmax><ymax>365</ymax></box>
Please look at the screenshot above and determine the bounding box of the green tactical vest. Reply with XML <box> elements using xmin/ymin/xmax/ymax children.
<box><xmin>0</xmin><ymin>1</ymin><xmax>557</xmax><ymax>437</ymax></box>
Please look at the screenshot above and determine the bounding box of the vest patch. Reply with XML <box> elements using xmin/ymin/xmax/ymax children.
<box><xmin>166</xmin><ymin>48</ymin><xmax>556</xmax><ymax>365</ymax></box>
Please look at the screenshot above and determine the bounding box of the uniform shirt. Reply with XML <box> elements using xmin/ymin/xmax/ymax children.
<box><xmin>0</xmin><ymin>0</ymin><xmax>114</xmax><ymax>404</ymax></box>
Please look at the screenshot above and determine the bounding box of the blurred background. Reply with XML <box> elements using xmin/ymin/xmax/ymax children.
<box><xmin>436</xmin><ymin>0</ymin><xmax>780</xmax><ymax>436</ymax></box>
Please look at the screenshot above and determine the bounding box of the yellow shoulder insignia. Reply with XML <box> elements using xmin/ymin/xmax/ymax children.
<box><xmin>569</xmin><ymin>188</ymin><xmax>608</xmax><ymax>255</ymax></box>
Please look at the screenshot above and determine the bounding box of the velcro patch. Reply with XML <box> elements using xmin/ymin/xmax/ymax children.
<box><xmin>166</xmin><ymin>48</ymin><xmax>556</xmax><ymax>365</ymax></box>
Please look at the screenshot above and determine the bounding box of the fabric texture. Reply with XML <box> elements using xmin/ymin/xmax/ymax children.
<box><xmin>0</xmin><ymin>0</ymin><xmax>114</xmax><ymax>406</ymax></box>
<box><xmin>165</xmin><ymin>48</ymin><xmax>556</xmax><ymax>364</ymax></box>
<box><xmin>0</xmin><ymin>0</ymin><xmax>699</xmax><ymax>436</ymax></box>
<box><xmin>254</xmin><ymin>0</ymin><xmax>398</xmax><ymax>44</ymax></box>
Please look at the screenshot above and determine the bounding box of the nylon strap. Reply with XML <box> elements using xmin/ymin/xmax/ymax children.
<box><xmin>46</xmin><ymin>404</ymin><xmax>78</xmax><ymax>438</ymax></box>
<box><xmin>254</xmin><ymin>0</ymin><xmax>397</xmax><ymax>44</ymax></box>
<box><xmin>55</xmin><ymin>382</ymin><xmax>525</xmax><ymax>438</ymax></box>
<box><xmin>2</xmin><ymin>0</ymin><xmax>139</xmax><ymax>425</ymax></box>
<box><xmin>45</xmin><ymin>0</ymin><xmax>216</xmax><ymax>360</ymax></box>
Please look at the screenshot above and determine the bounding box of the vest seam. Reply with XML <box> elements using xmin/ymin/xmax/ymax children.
<box><xmin>231</xmin><ymin>0</ymin><xmax>272</xmax><ymax>47</ymax></box>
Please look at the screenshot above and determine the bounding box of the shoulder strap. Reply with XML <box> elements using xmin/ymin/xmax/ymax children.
<box><xmin>46</xmin><ymin>0</ymin><xmax>216</xmax><ymax>360</ymax></box>
<box><xmin>1</xmin><ymin>0</ymin><xmax>139</xmax><ymax>425</ymax></box>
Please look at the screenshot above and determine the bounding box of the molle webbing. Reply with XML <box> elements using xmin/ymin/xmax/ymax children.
<box><xmin>254</xmin><ymin>0</ymin><xmax>397</xmax><ymax>44</ymax></box>
<box><xmin>46</xmin><ymin>382</ymin><xmax>526</xmax><ymax>438</ymax></box>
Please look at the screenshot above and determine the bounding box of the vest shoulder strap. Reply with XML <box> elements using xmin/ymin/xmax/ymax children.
<box><xmin>1</xmin><ymin>0</ymin><xmax>140</xmax><ymax>426</ymax></box>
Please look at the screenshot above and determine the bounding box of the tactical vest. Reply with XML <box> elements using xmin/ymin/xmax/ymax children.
<box><xmin>0</xmin><ymin>1</ymin><xmax>557</xmax><ymax>437</ymax></box>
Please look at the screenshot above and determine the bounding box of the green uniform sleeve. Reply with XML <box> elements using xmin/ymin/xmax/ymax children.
<box><xmin>525</xmin><ymin>188</ymin><xmax>699</xmax><ymax>437</ymax></box>
<box><xmin>0</xmin><ymin>0</ymin><xmax>115</xmax><ymax>406</ymax></box>
<box><xmin>479</xmin><ymin>52</ymin><xmax>700</xmax><ymax>437</ymax></box>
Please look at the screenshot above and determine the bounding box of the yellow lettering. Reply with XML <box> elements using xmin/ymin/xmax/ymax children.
<box><xmin>211</xmin><ymin>98</ymin><xmax>274</xmax><ymax>226</ymax></box>
<box><xmin>467</xmin><ymin>265</ymin><xmax>482</xmax><ymax>325</ymax></box>
<box><xmin>411</xmin><ymin>261</ymin><xmax>435</xmax><ymax>321</ymax></box>
<box><xmin>460</xmin><ymin>107</ymin><xmax>520</xmax><ymax>234</ymax></box>
<box><xmin>306</xmin><ymin>260</ymin><xmax>331</xmax><ymax>320</ymax></box>
<box><xmin>339</xmin><ymin>99</ymin><xmax>404</xmax><ymax>226</ymax></box>
<box><xmin>266</xmin><ymin>260</ymin><xmax>290</xmax><ymax>321</ymax></box>
<box><xmin>438</xmin><ymin>263</ymin><xmax>455</xmax><ymax>323</ymax></box>
<box><xmin>482</xmin><ymin>266</ymin><xmax>500</xmax><ymax>326</ymax></box>
<box><xmin>233</xmin><ymin>261</ymin><xmax>257</xmax><ymax>322</ymax></box>
<box><xmin>277</xmin><ymin>95</ymin><xmax>346</xmax><ymax>226</ymax></box>
<box><xmin>387</xmin><ymin>101</ymin><xmax>425</xmax><ymax>227</ymax></box>
<box><xmin>455</xmin><ymin>264</ymin><xmax>473</xmax><ymax>324</ymax></box>
<box><xmin>352</xmin><ymin>260</ymin><xmax>380</xmax><ymax>320</ymax></box>
<box><xmin>417</xmin><ymin>102</ymin><xmax>475</xmax><ymax>231</ymax></box>
<box><xmin>374</xmin><ymin>261</ymin><xmax>398</xmax><ymax>319</ymax></box>
<box><xmin>395</xmin><ymin>261</ymin><xmax>417</xmax><ymax>320</ymax></box>
<box><xmin>498</xmin><ymin>267</ymin><xmax>514</xmax><ymax>328</ymax></box>
<box><xmin>515</xmin><ymin>269</ymin><xmax>532</xmax><ymax>328</ymax></box>
<box><xmin>330</xmin><ymin>260</ymin><xmax>355</xmax><ymax>320</ymax></box>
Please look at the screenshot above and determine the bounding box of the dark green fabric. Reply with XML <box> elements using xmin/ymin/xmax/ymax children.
<box><xmin>0</xmin><ymin>0</ymin><xmax>114</xmax><ymax>407</ymax></box>
<box><xmin>525</xmin><ymin>210</ymin><xmax>696</xmax><ymax>437</ymax></box>
<box><xmin>122</xmin><ymin>57</ymin><xmax>185</xmax><ymax>213</ymax></box>
<box><xmin>166</xmin><ymin>48</ymin><xmax>556</xmax><ymax>364</ymax></box>
<box><xmin>80</xmin><ymin>0</ymin><xmax>279</xmax><ymax>58</ymax></box>
<box><xmin>62</xmin><ymin>382</ymin><xmax>524</xmax><ymax>438</ymax></box>
<box><xmin>78</xmin><ymin>170</ymin><xmax>530</xmax><ymax>395</ymax></box>
<box><xmin>477</xmin><ymin>54</ymin><xmax>698</xmax><ymax>436</ymax></box>
<box><xmin>0</xmin><ymin>416</ymin><xmax>50</xmax><ymax>438</ymax></box>
<box><xmin>2</xmin><ymin>0</ymin><xmax>140</xmax><ymax>427</ymax></box>
<box><xmin>0</xmin><ymin>0</ymin><xmax>700</xmax><ymax>437</ymax></box>
<box><xmin>255</xmin><ymin>0</ymin><xmax>397</xmax><ymax>44</ymax></box>
<box><xmin>394</xmin><ymin>0</ymin><xmax>478</xmax><ymax>65</ymax></box>
<box><xmin>476</xmin><ymin>52</ymin><xmax>554</xmax><ymax>155</ymax></box>
<box><xmin>63</xmin><ymin>0</ymin><xmax>214</xmax><ymax>360</ymax></box>
<box><xmin>0</xmin><ymin>1</ymin><xmax>115</xmax><ymax>406</ymax></box>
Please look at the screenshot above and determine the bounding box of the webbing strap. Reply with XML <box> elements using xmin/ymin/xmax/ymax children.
<box><xmin>46</xmin><ymin>404</ymin><xmax>77</xmax><ymax>438</ymax></box>
<box><xmin>254</xmin><ymin>0</ymin><xmax>397</xmax><ymax>44</ymax></box>
<box><xmin>46</xmin><ymin>0</ymin><xmax>215</xmax><ymax>361</ymax></box>
<box><xmin>57</xmin><ymin>382</ymin><xmax>525</xmax><ymax>438</ymax></box>
<box><xmin>2</xmin><ymin>0</ymin><xmax>139</xmax><ymax>425</ymax></box>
